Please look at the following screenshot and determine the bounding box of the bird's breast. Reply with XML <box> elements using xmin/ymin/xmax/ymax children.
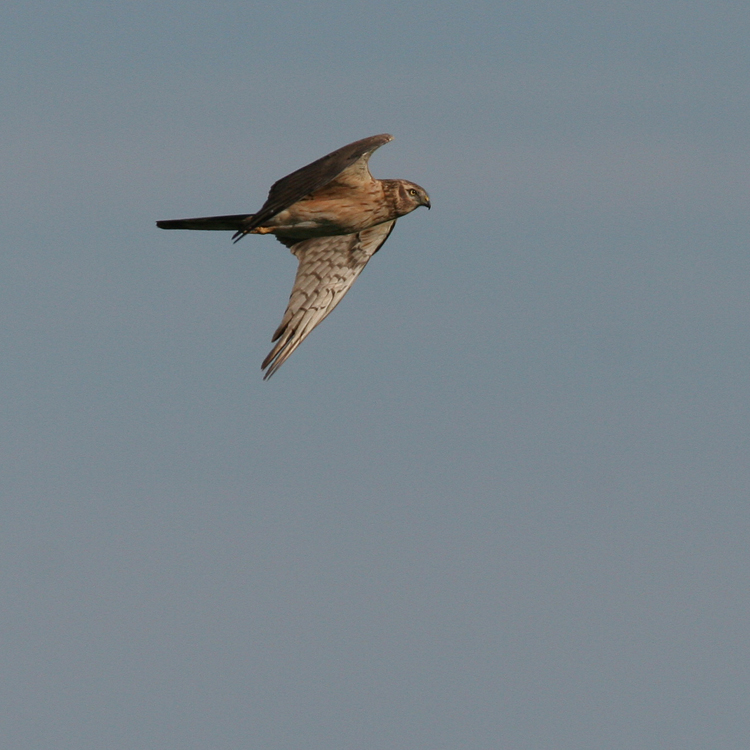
<box><xmin>263</xmin><ymin>186</ymin><xmax>394</xmax><ymax>239</ymax></box>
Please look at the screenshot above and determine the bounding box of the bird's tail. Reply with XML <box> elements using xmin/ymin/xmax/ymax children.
<box><xmin>156</xmin><ymin>214</ymin><xmax>254</xmax><ymax>231</ymax></box>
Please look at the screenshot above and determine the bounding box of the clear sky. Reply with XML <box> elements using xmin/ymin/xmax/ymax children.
<box><xmin>2</xmin><ymin>2</ymin><xmax>749</xmax><ymax>748</ymax></box>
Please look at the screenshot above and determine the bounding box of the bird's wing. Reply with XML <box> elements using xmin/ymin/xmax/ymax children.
<box><xmin>261</xmin><ymin>220</ymin><xmax>396</xmax><ymax>379</ymax></box>
<box><xmin>234</xmin><ymin>134</ymin><xmax>393</xmax><ymax>241</ymax></box>
<box><xmin>156</xmin><ymin>214</ymin><xmax>253</xmax><ymax>231</ymax></box>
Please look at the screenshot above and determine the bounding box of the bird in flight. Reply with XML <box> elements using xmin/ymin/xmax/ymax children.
<box><xmin>157</xmin><ymin>134</ymin><xmax>430</xmax><ymax>379</ymax></box>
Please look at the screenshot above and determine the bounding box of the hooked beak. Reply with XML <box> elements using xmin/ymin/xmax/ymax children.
<box><xmin>423</xmin><ymin>195</ymin><xmax>431</xmax><ymax>210</ymax></box>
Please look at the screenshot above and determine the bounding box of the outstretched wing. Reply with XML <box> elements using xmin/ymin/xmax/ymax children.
<box><xmin>262</xmin><ymin>220</ymin><xmax>396</xmax><ymax>379</ymax></box>
<box><xmin>233</xmin><ymin>134</ymin><xmax>393</xmax><ymax>242</ymax></box>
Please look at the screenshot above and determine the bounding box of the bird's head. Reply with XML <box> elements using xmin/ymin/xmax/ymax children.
<box><xmin>395</xmin><ymin>180</ymin><xmax>431</xmax><ymax>214</ymax></box>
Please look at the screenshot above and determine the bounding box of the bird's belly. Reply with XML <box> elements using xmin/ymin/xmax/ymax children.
<box><xmin>266</xmin><ymin>198</ymin><xmax>388</xmax><ymax>238</ymax></box>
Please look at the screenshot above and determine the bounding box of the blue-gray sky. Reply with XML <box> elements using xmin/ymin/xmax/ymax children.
<box><xmin>2</xmin><ymin>2</ymin><xmax>749</xmax><ymax>748</ymax></box>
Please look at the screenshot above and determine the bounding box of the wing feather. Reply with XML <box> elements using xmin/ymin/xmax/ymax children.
<box><xmin>261</xmin><ymin>220</ymin><xmax>396</xmax><ymax>379</ymax></box>
<box><xmin>233</xmin><ymin>134</ymin><xmax>393</xmax><ymax>241</ymax></box>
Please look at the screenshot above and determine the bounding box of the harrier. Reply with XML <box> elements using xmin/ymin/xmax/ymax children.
<box><xmin>157</xmin><ymin>134</ymin><xmax>430</xmax><ymax>379</ymax></box>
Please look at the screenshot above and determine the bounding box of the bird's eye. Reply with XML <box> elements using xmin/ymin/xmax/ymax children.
<box><xmin>409</xmin><ymin>189</ymin><xmax>418</xmax><ymax>196</ymax></box>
